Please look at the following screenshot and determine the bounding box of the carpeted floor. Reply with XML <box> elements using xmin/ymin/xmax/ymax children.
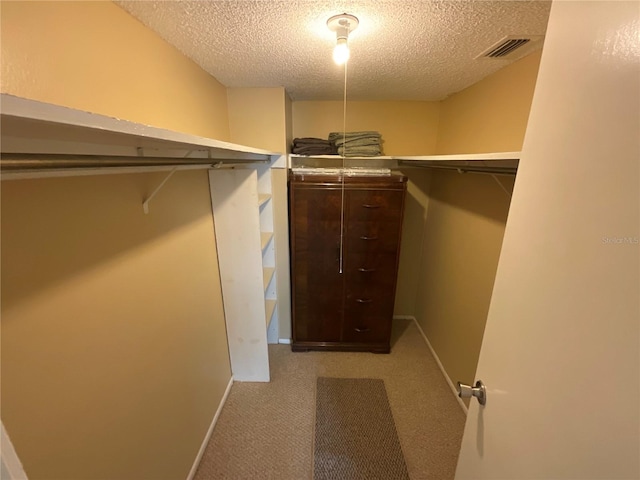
<box><xmin>194</xmin><ymin>318</ymin><xmax>466</xmax><ymax>479</ymax></box>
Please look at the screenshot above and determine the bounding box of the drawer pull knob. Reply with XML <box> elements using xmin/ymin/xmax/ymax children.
<box><xmin>358</xmin><ymin>267</ymin><xmax>377</xmax><ymax>272</ymax></box>
<box><xmin>360</xmin><ymin>235</ymin><xmax>378</xmax><ymax>241</ymax></box>
<box><xmin>354</xmin><ymin>327</ymin><xmax>371</xmax><ymax>333</ymax></box>
<box><xmin>362</xmin><ymin>204</ymin><xmax>381</xmax><ymax>209</ymax></box>
<box><xmin>356</xmin><ymin>298</ymin><xmax>373</xmax><ymax>304</ymax></box>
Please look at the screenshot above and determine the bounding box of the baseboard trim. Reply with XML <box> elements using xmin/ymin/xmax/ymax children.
<box><xmin>393</xmin><ymin>316</ymin><xmax>468</xmax><ymax>415</ymax></box>
<box><xmin>186</xmin><ymin>376</ymin><xmax>234</xmax><ymax>480</ymax></box>
<box><xmin>1</xmin><ymin>422</ymin><xmax>28</xmax><ymax>480</ymax></box>
<box><xmin>278</xmin><ymin>338</ymin><xmax>291</xmax><ymax>345</ymax></box>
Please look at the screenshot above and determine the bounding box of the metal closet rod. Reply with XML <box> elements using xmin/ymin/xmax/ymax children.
<box><xmin>0</xmin><ymin>153</ymin><xmax>270</xmax><ymax>170</ymax></box>
<box><xmin>398</xmin><ymin>161</ymin><xmax>517</xmax><ymax>176</ymax></box>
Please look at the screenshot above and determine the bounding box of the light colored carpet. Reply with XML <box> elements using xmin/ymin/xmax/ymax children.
<box><xmin>314</xmin><ymin>377</ymin><xmax>410</xmax><ymax>480</ymax></box>
<box><xmin>194</xmin><ymin>319</ymin><xmax>466</xmax><ymax>479</ymax></box>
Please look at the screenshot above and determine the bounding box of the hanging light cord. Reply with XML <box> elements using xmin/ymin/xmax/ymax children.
<box><xmin>338</xmin><ymin>60</ymin><xmax>348</xmax><ymax>274</ymax></box>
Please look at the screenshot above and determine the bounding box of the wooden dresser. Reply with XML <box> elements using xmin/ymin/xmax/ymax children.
<box><xmin>289</xmin><ymin>170</ymin><xmax>407</xmax><ymax>353</ymax></box>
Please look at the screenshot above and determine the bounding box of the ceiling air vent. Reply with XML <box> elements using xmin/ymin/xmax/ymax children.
<box><xmin>475</xmin><ymin>35</ymin><xmax>543</xmax><ymax>59</ymax></box>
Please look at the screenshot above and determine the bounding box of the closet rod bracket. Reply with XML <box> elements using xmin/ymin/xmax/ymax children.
<box><xmin>141</xmin><ymin>157</ymin><xmax>271</xmax><ymax>213</ymax></box>
<box><xmin>143</xmin><ymin>167</ymin><xmax>178</xmax><ymax>214</ymax></box>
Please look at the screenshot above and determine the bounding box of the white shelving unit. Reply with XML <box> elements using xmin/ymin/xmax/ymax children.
<box><xmin>256</xmin><ymin>163</ymin><xmax>279</xmax><ymax>344</ymax></box>
<box><xmin>207</xmin><ymin>161</ymin><xmax>282</xmax><ymax>381</ymax></box>
<box><xmin>209</xmin><ymin>168</ymin><xmax>276</xmax><ymax>382</ymax></box>
<box><xmin>209</xmin><ymin>164</ymin><xmax>278</xmax><ymax>381</ymax></box>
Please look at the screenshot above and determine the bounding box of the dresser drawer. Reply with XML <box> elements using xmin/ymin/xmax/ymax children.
<box><xmin>342</xmin><ymin>308</ymin><xmax>393</xmax><ymax>344</ymax></box>
<box><xmin>344</xmin><ymin>288</ymin><xmax>396</xmax><ymax>310</ymax></box>
<box><xmin>345</xmin><ymin>252</ymin><xmax>398</xmax><ymax>289</ymax></box>
<box><xmin>347</xmin><ymin>190</ymin><xmax>405</xmax><ymax>221</ymax></box>
<box><xmin>346</xmin><ymin>221</ymin><xmax>403</xmax><ymax>254</ymax></box>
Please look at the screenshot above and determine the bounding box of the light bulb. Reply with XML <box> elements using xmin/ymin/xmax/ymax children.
<box><xmin>333</xmin><ymin>38</ymin><xmax>350</xmax><ymax>65</ymax></box>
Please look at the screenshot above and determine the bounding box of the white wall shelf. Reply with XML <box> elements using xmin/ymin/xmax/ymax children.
<box><xmin>290</xmin><ymin>154</ymin><xmax>396</xmax><ymax>160</ymax></box>
<box><xmin>396</xmin><ymin>152</ymin><xmax>519</xmax><ymax>175</ymax></box>
<box><xmin>260</xmin><ymin>232</ymin><xmax>274</xmax><ymax>253</ymax></box>
<box><xmin>289</xmin><ymin>152</ymin><xmax>520</xmax><ymax>175</ymax></box>
<box><xmin>262</xmin><ymin>267</ymin><xmax>275</xmax><ymax>291</ymax></box>
<box><xmin>1</xmin><ymin>94</ymin><xmax>279</xmax><ymax>180</ymax></box>
<box><xmin>258</xmin><ymin>194</ymin><xmax>272</xmax><ymax>208</ymax></box>
<box><xmin>394</xmin><ymin>152</ymin><xmax>520</xmax><ymax>162</ymax></box>
<box><xmin>265</xmin><ymin>300</ymin><xmax>277</xmax><ymax>328</ymax></box>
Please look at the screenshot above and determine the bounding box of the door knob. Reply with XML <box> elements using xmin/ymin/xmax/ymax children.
<box><xmin>457</xmin><ymin>380</ymin><xmax>487</xmax><ymax>405</ymax></box>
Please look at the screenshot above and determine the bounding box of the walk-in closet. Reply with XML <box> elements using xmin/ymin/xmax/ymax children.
<box><xmin>2</xmin><ymin>2</ymin><xmax>637</xmax><ymax>480</ymax></box>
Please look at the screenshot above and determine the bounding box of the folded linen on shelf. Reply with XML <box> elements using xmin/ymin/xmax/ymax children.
<box><xmin>292</xmin><ymin>137</ymin><xmax>337</xmax><ymax>155</ymax></box>
<box><xmin>328</xmin><ymin>131</ymin><xmax>380</xmax><ymax>139</ymax></box>
<box><xmin>328</xmin><ymin>131</ymin><xmax>383</xmax><ymax>156</ymax></box>
<box><xmin>337</xmin><ymin>144</ymin><xmax>382</xmax><ymax>156</ymax></box>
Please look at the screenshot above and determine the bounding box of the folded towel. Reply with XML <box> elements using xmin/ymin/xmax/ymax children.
<box><xmin>292</xmin><ymin>145</ymin><xmax>337</xmax><ymax>155</ymax></box>
<box><xmin>338</xmin><ymin>138</ymin><xmax>381</xmax><ymax>148</ymax></box>
<box><xmin>292</xmin><ymin>137</ymin><xmax>338</xmax><ymax>155</ymax></box>
<box><xmin>293</xmin><ymin>137</ymin><xmax>333</xmax><ymax>146</ymax></box>
<box><xmin>329</xmin><ymin>131</ymin><xmax>381</xmax><ymax>142</ymax></box>
<box><xmin>337</xmin><ymin>145</ymin><xmax>382</xmax><ymax>157</ymax></box>
<box><xmin>327</xmin><ymin>131</ymin><xmax>383</xmax><ymax>156</ymax></box>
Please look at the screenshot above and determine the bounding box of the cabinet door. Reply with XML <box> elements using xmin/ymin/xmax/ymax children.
<box><xmin>290</xmin><ymin>186</ymin><xmax>344</xmax><ymax>343</ymax></box>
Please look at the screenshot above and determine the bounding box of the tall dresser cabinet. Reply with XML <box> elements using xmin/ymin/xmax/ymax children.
<box><xmin>289</xmin><ymin>171</ymin><xmax>407</xmax><ymax>353</ymax></box>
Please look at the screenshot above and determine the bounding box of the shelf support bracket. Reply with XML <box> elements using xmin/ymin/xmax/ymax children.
<box><xmin>491</xmin><ymin>174</ymin><xmax>513</xmax><ymax>199</ymax></box>
<box><xmin>142</xmin><ymin>167</ymin><xmax>178</xmax><ymax>214</ymax></box>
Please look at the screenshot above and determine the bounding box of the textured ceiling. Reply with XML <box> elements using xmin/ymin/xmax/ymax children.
<box><xmin>116</xmin><ymin>1</ymin><xmax>551</xmax><ymax>101</ymax></box>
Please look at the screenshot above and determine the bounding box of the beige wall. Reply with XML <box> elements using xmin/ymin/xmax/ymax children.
<box><xmin>394</xmin><ymin>168</ymin><xmax>432</xmax><ymax>315</ymax></box>
<box><xmin>285</xmin><ymin>93</ymin><xmax>293</xmax><ymax>154</ymax></box>
<box><xmin>436</xmin><ymin>51</ymin><xmax>542</xmax><ymax>154</ymax></box>
<box><xmin>1</xmin><ymin>173</ymin><xmax>231</xmax><ymax>480</ymax></box>
<box><xmin>1</xmin><ymin>2</ymin><xmax>232</xmax><ymax>479</ymax></box>
<box><xmin>413</xmin><ymin>51</ymin><xmax>541</xmax><ymax>391</ymax></box>
<box><xmin>0</xmin><ymin>1</ymin><xmax>230</xmax><ymax>140</ymax></box>
<box><xmin>227</xmin><ymin>87</ymin><xmax>288</xmax><ymax>152</ymax></box>
<box><xmin>413</xmin><ymin>172</ymin><xmax>515</xmax><ymax>389</ymax></box>
<box><xmin>292</xmin><ymin>100</ymin><xmax>440</xmax><ymax>155</ymax></box>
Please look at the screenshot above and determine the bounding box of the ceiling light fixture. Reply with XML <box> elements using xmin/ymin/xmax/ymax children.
<box><xmin>327</xmin><ymin>13</ymin><xmax>359</xmax><ymax>65</ymax></box>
